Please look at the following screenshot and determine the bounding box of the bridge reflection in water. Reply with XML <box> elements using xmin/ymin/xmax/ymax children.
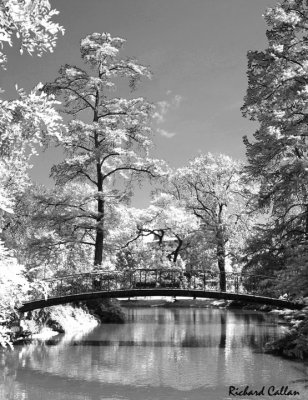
<box><xmin>19</xmin><ymin>269</ymin><xmax>302</xmax><ymax>312</ymax></box>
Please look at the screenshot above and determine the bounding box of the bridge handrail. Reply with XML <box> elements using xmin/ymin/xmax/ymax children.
<box><xmin>40</xmin><ymin>269</ymin><xmax>279</xmax><ymax>283</ymax></box>
<box><xmin>42</xmin><ymin>271</ymin><xmax>120</xmax><ymax>282</ymax></box>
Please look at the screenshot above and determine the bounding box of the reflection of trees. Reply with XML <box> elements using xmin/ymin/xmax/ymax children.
<box><xmin>219</xmin><ymin>314</ymin><xmax>226</xmax><ymax>348</ymax></box>
<box><xmin>0</xmin><ymin>308</ymin><xmax>290</xmax><ymax>398</ymax></box>
<box><xmin>223</xmin><ymin>311</ymin><xmax>281</xmax><ymax>351</ymax></box>
<box><xmin>0</xmin><ymin>350</ymin><xmax>19</xmax><ymax>400</ymax></box>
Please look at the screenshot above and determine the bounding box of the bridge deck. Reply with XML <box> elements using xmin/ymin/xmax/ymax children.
<box><xmin>18</xmin><ymin>289</ymin><xmax>302</xmax><ymax>312</ymax></box>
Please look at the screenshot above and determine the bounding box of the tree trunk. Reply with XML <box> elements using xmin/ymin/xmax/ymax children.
<box><xmin>172</xmin><ymin>237</ymin><xmax>183</xmax><ymax>263</ymax></box>
<box><xmin>94</xmin><ymin>200</ymin><xmax>104</xmax><ymax>267</ymax></box>
<box><xmin>217</xmin><ymin>240</ymin><xmax>226</xmax><ymax>292</ymax></box>
<box><xmin>93</xmin><ymin>98</ymin><xmax>104</xmax><ymax>268</ymax></box>
<box><xmin>94</xmin><ymin>162</ymin><xmax>104</xmax><ymax>267</ymax></box>
<box><xmin>217</xmin><ymin>204</ymin><xmax>226</xmax><ymax>292</ymax></box>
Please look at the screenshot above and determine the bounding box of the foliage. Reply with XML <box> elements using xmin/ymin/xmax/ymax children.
<box><xmin>242</xmin><ymin>0</ymin><xmax>308</xmax><ymax>216</ymax></box>
<box><xmin>180</xmin><ymin>231</ymin><xmax>217</xmax><ymax>273</ymax></box>
<box><xmin>266</xmin><ymin>315</ymin><xmax>308</xmax><ymax>360</ymax></box>
<box><xmin>0</xmin><ymin>84</ymin><xmax>63</xmax><ymax>220</ymax></box>
<box><xmin>42</xmin><ymin>32</ymin><xmax>165</xmax><ymax>268</ymax></box>
<box><xmin>84</xmin><ymin>299</ymin><xmax>126</xmax><ymax>323</ymax></box>
<box><xmin>0</xmin><ymin>86</ymin><xmax>64</xmax><ymax>284</ymax></box>
<box><xmin>0</xmin><ymin>237</ymin><xmax>53</xmax><ymax>348</ymax></box>
<box><xmin>132</xmin><ymin>193</ymin><xmax>199</xmax><ymax>264</ymax></box>
<box><xmin>0</xmin><ymin>84</ymin><xmax>63</xmax><ymax>155</ymax></box>
<box><xmin>0</xmin><ymin>0</ymin><xmax>64</xmax><ymax>69</ymax></box>
<box><xmin>241</xmin><ymin>222</ymin><xmax>285</xmax><ymax>295</ymax></box>
<box><xmin>0</xmin><ymin>183</ymin><xmax>96</xmax><ymax>278</ymax></box>
<box><xmin>162</xmin><ymin>153</ymin><xmax>254</xmax><ymax>290</ymax></box>
<box><xmin>0</xmin><ymin>240</ymin><xmax>30</xmax><ymax>347</ymax></box>
<box><xmin>242</xmin><ymin>0</ymin><xmax>308</xmax><ymax>295</ymax></box>
<box><xmin>0</xmin><ymin>1</ymin><xmax>64</xmax><ymax>217</ymax></box>
<box><xmin>0</xmin><ymin>0</ymin><xmax>65</xmax><ymax>348</ymax></box>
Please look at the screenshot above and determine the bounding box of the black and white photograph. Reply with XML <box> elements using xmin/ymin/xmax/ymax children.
<box><xmin>1</xmin><ymin>1</ymin><xmax>308</xmax><ymax>399</ymax></box>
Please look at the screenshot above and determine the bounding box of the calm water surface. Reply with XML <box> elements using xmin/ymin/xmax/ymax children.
<box><xmin>1</xmin><ymin>307</ymin><xmax>308</xmax><ymax>400</ymax></box>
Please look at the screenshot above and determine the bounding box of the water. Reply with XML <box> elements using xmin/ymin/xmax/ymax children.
<box><xmin>1</xmin><ymin>307</ymin><xmax>308</xmax><ymax>400</ymax></box>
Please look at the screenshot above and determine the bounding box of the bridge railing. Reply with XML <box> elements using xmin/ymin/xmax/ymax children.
<box><xmin>28</xmin><ymin>269</ymin><xmax>280</xmax><ymax>302</ymax></box>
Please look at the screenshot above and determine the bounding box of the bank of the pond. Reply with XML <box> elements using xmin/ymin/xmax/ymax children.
<box><xmin>265</xmin><ymin>305</ymin><xmax>308</xmax><ymax>360</ymax></box>
<box><xmin>12</xmin><ymin>299</ymin><xmax>125</xmax><ymax>344</ymax></box>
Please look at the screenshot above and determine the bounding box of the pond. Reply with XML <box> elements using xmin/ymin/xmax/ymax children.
<box><xmin>1</xmin><ymin>307</ymin><xmax>308</xmax><ymax>400</ymax></box>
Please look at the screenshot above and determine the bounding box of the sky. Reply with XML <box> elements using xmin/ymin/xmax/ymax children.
<box><xmin>1</xmin><ymin>0</ymin><xmax>277</xmax><ymax>208</ymax></box>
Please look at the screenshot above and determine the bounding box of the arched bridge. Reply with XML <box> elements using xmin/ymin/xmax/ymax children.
<box><xmin>18</xmin><ymin>269</ymin><xmax>303</xmax><ymax>312</ymax></box>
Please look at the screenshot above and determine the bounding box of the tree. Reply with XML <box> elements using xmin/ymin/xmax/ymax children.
<box><xmin>242</xmin><ymin>0</ymin><xmax>308</xmax><ymax>295</ymax></box>
<box><xmin>0</xmin><ymin>0</ymin><xmax>64</xmax><ymax>187</ymax></box>
<box><xmin>122</xmin><ymin>193</ymin><xmax>199</xmax><ymax>270</ymax></box>
<box><xmin>0</xmin><ymin>83</ymin><xmax>64</xmax><ymax>240</ymax></box>
<box><xmin>0</xmin><ymin>0</ymin><xmax>64</xmax><ymax>219</ymax></box>
<box><xmin>0</xmin><ymin>85</ymin><xmax>64</xmax><ymax>285</ymax></box>
<box><xmin>0</xmin><ymin>0</ymin><xmax>64</xmax><ymax>349</ymax></box>
<box><xmin>0</xmin><ymin>239</ymin><xmax>31</xmax><ymax>347</ymax></box>
<box><xmin>0</xmin><ymin>183</ymin><xmax>92</xmax><ymax>279</ymax></box>
<box><xmin>43</xmin><ymin>32</ymin><xmax>163</xmax><ymax>268</ymax></box>
<box><xmin>0</xmin><ymin>0</ymin><xmax>64</xmax><ymax>69</ymax></box>
<box><xmin>164</xmin><ymin>153</ymin><xmax>253</xmax><ymax>291</ymax></box>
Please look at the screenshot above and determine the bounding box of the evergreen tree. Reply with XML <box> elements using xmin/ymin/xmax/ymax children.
<box><xmin>242</xmin><ymin>0</ymin><xmax>308</xmax><ymax>295</ymax></box>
